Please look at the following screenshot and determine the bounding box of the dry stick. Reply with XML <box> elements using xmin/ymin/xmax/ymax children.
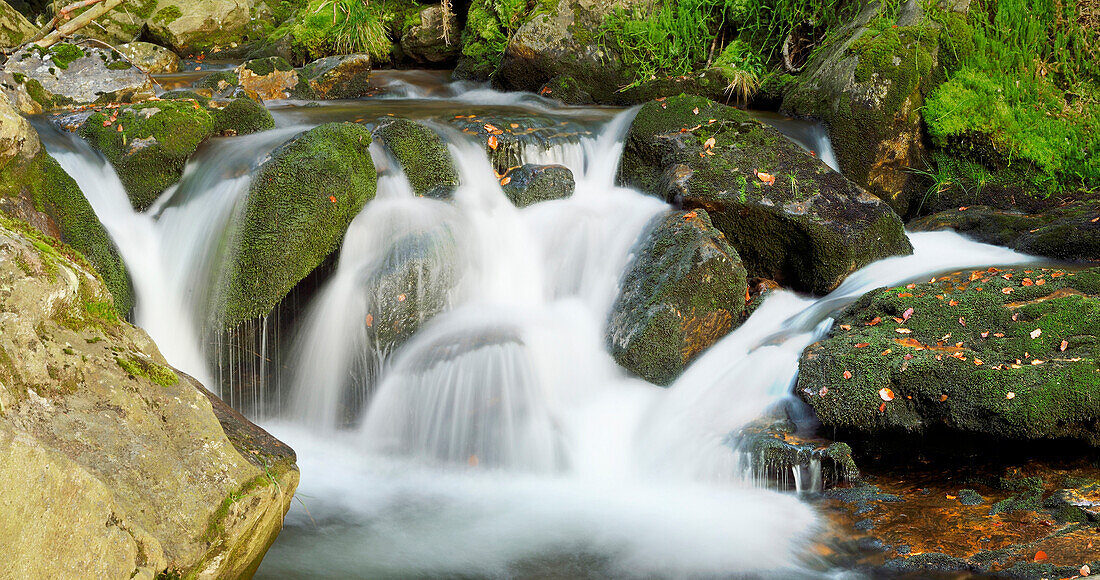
<box><xmin>34</xmin><ymin>0</ymin><xmax>127</xmax><ymax>50</ymax></box>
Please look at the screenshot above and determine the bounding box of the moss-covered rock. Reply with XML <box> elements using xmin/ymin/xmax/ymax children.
<box><xmin>781</xmin><ymin>2</ymin><xmax>948</xmax><ymax>217</ymax></box>
<box><xmin>144</xmin><ymin>0</ymin><xmax>257</xmax><ymax>55</ymax></box>
<box><xmin>197</xmin><ymin>70</ymin><xmax>241</xmax><ymax>93</ymax></box>
<box><xmin>373</xmin><ymin>117</ymin><xmax>458</xmax><ymax>199</ymax></box>
<box><xmin>607</xmin><ymin>209</ymin><xmax>748</xmax><ymax>385</ymax></box>
<box><xmin>796</xmin><ymin>266</ymin><xmax>1100</xmax><ymax>445</ymax></box>
<box><xmin>501</xmin><ymin>163</ymin><xmax>573</xmax><ymax>207</ymax></box>
<box><xmin>448</xmin><ymin>113</ymin><xmax>589</xmax><ymax>175</ymax></box>
<box><xmin>620</xmin><ymin>94</ymin><xmax>912</xmax><ymax>294</ymax></box>
<box><xmin>218</xmin><ymin>122</ymin><xmax>376</xmax><ymax>327</ymax></box>
<box><xmin>236</xmin><ymin>56</ymin><xmax>301</xmax><ymax>100</ymax></box>
<box><xmin>299</xmin><ymin>53</ymin><xmax>371</xmax><ymax>99</ymax></box>
<box><xmin>0</xmin><ymin>218</ymin><xmax>297</xmax><ymax>578</ymax></box>
<box><xmin>0</xmin><ymin>0</ymin><xmax>34</xmax><ymax>49</ymax></box>
<box><xmin>909</xmin><ymin>200</ymin><xmax>1100</xmax><ymax>263</ymax></box>
<box><xmin>213</xmin><ymin>96</ymin><xmax>276</xmax><ymax>135</ymax></box>
<box><xmin>400</xmin><ymin>4</ymin><xmax>461</xmax><ymax>64</ymax></box>
<box><xmin>734</xmin><ymin>417</ymin><xmax>860</xmax><ymax>490</ymax></box>
<box><xmin>3</xmin><ymin>43</ymin><xmax>156</xmax><ymax>106</ymax></box>
<box><xmin>79</xmin><ymin>99</ymin><xmax>218</xmax><ymax>211</ymax></box>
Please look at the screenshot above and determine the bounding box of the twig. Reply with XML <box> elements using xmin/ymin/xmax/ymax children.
<box><xmin>34</xmin><ymin>0</ymin><xmax>127</xmax><ymax>50</ymax></box>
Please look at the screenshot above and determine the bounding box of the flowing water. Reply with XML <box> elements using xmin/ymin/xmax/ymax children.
<box><xmin>41</xmin><ymin>71</ymin><xmax>1038</xmax><ymax>578</ymax></box>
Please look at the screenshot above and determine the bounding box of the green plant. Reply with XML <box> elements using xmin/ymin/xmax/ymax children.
<box><xmin>713</xmin><ymin>39</ymin><xmax>764</xmax><ymax>103</ymax></box>
<box><xmin>273</xmin><ymin>0</ymin><xmax>394</xmax><ymax>62</ymax></box>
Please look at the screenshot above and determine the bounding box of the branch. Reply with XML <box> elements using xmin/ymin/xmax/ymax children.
<box><xmin>32</xmin><ymin>0</ymin><xmax>127</xmax><ymax>50</ymax></box>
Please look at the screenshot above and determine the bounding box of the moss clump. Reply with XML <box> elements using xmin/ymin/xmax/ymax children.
<box><xmin>454</xmin><ymin>0</ymin><xmax>520</xmax><ymax>80</ymax></box>
<box><xmin>219</xmin><ymin>122</ymin><xmax>377</xmax><ymax>326</ymax></box>
<box><xmin>214</xmin><ymin>98</ymin><xmax>275</xmax><ymax>135</ymax></box>
<box><xmin>116</xmin><ymin>355</ymin><xmax>179</xmax><ymax>386</ymax></box>
<box><xmin>243</xmin><ymin>55</ymin><xmax>293</xmax><ymax>77</ymax></box>
<box><xmin>796</xmin><ymin>266</ymin><xmax>1100</xmax><ymax>445</ymax></box>
<box><xmin>44</xmin><ymin>43</ymin><xmax>85</xmax><ymax>70</ymax></box>
<box><xmin>80</xmin><ymin>100</ymin><xmax>218</xmax><ymax>211</ymax></box>
<box><xmin>270</xmin><ymin>0</ymin><xmax>395</xmax><ymax>64</ymax></box>
<box><xmin>197</xmin><ymin>71</ymin><xmax>240</xmax><ymax>91</ymax></box>
<box><xmin>608</xmin><ymin>209</ymin><xmax>748</xmax><ymax>385</ymax></box>
<box><xmin>372</xmin><ymin>118</ymin><xmax>458</xmax><ymax>199</ymax></box>
<box><xmin>0</xmin><ymin>151</ymin><xmax>133</xmax><ymax>315</ymax></box>
<box><xmin>152</xmin><ymin>5</ymin><xmax>182</xmax><ymax>25</ymax></box>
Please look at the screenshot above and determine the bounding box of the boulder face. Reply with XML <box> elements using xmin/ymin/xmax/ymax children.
<box><xmin>400</xmin><ymin>4</ymin><xmax>461</xmax><ymax>64</ymax></box>
<box><xmin>780</xmin><ymin>1</ymin><xmax>946</xmax><ymax>217</ymax></box>
<box><xmin>910</xmin><ymin>200</ymin><xmax>1100</xmax><ymax>263</ymax></box>
<box><xmin>300</xmin><ymin>54</ymin><xmax>372</xmax><ymax>99</ymax></box>
<box><xmin>143</xmin><ymin>0</ymin><xmax>254</xmax><ymax>56</ymax></box>
<box><xmin>501</xmin><ymin>164</ymin><xmax>574</xmax><ymax>207</ymax></box>
<box><xmin>796</xmin><ymin>266</ymin><xmax>1100</xmax><ymax>446</ymax></box>
<box><xmin>0</xmin><ymin>70</ymin><xmax>45</xmax><ymax>115</ymax></box>
<box><xmin>620</xmin><ymin>94</ymin><xmax>912</xmax><ymax>295</ymax></box>
<box><xmin>0</xmin><ymin>217</ymin><xmax>298</xmax><ymax>578</ymax></box>
<box><xmin>3</xmin><ymin>43</ymin><xmax>156</xmax><ymax>107</ymax></box>
<box><xmin>218</xmin><ymin>122</ymin><xmax>377</xmax><ymax>327</ymax></box>
<box><xmin>0</xmin><ymin>0</ymin><xmax>34</xmax><ymax>49</ymax></box>
<box><xmin>608</xmin><ymin>209</ymin><xmax>748</xmax><ymax>386</ymax></box>
<box><xmin>118</xmin><ymin>41</ymin><xmax>181</xmax><ymax>74</ymax></box>
<box><xmin>236</xmin><ymin>56</ymin><xmax>302</xmax><ymax>100</ymax></box>
<box><xmin>0</xmin><ymin>86</ymin><xmax>37</xmax><ymax>166</ymax></box>
<box><xmin>373</xmin><ymin>118</ymin><xmax>459</xmax><ymax>199</ymax></box>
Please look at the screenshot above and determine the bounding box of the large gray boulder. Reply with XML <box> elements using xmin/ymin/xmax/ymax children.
<box><xmin>3</xmin><ymin>43</ymin><xmax>155</xmax><ymax>106</ymax></box>
<box><xmin>118</xmin><ymin>41</ymin><xmax>181</xmax><ymax>74</ymax></box>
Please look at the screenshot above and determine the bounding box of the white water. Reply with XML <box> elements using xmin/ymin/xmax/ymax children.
<box><xmin>41</xmin><ymin>90</ymin><xmax>1039</xmax><ymax>577</ymax></box>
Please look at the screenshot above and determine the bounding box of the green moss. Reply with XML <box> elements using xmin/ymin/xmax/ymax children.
<box><xmin>152</xmin><ymin>5</ymin><xmax>182</xmax><ymax>25</ymax></box>
<box><xmin>272</xmin><ymin>0</ymin><xmax>394</xmax><ymax>64</ymax></box>
<box><xmin>45</xmin><ymin>43</ymin><xmax>85</xmax><ymax>70</ymax></box>
<box><xmin>455</xmin><ymin>0</ymin><xmax>526</xmax><ymax>80</ymax></box>
<box><xmin>0</xmin><ymin>152</ymin><xmax>133</xmax><ymax>315</ymax></box>
<box><xmin>219</xmin><ymin>122</ymin><xmax>377</xmax><ymax>326</ymax></box>
<box><xmin>244</xmin><ymin>56</ymin><xmax>293</xmax><ymax>77</ymax></box>
<box><xmin>213</xmin><ymin>98</ymin><xmax>275</xmax><ymax>135</ymax></box>
<box><xmin>196</xmin><ymin>71</ymin><xmax>240</xmax><ymax>90</ymax></box>
<box><xmin>116</xmin><ymin>355</ymin><xmax>179</xmax><ymax>386</ymax></box>
<box><xmin>373</xmin><ymin>118</ymin><xmax>458</xmax><ymax>199</ymax></box>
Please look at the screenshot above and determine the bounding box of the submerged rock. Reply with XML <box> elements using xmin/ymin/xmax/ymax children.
<box><xmin>910</xmin><ymin>200</ymin><xmax>1100</xmax><ymax>262</ymax></box>
<box><xmin>449</xmin><ymin>113</ymin><xmax>590</xmax><ymax>174</ymax></box>
<box><xmin>300</xmin><ymin>54</ymin><xmax>372</xmax><ymax>99</ymax></box>
<box><xmin>0</xmin><ymin>218</ymin><xmax>297</xmax><ymax>578</ymax></box>
<box><xmin>218</xmin><ymin>122</ymin><xmax>377</xmax><ymax>327</ymax></box>
<box><xmin>400</xmin><ymin>4</ymin><xmax>461</xmax><ymax>64</ymax></box>
<box><xmin>620</xmin><ymin>94</ymin><xmax>912</xmax><ymax>295</ymax></box>
<box><xmin>608</xmin><ymin>209</ymin><xmax>748</xmax><ymax>385</ymax></box>
<box><xmin>3</xmin><ymin>43</ymin><xmax>156</xmax><ymax>107</ymax></box>
<box><xmin>118</xmin><ymin>41</ymin><xmax>180</xmax><ymax>74</ymax></box>
<box><xmin>501</xmin><ymin>164</ymin><xmax>574</xmax><ymax>207</ymax></box>
<box><xmin>373</xmin><ymin>118</ymin><xmax>459</xmax><ymax>199</ymax></box>
<box><xmin>796</xmin><ymin>266</ymin><xmax>1100</xmax><ymax>445</ymax></box>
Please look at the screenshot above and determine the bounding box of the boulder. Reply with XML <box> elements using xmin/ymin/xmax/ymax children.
<box><xmin>620</xmin><ymin>94</ymin><xmax>912</xmax><ymax>295</ymax></box>
<box><xmin>0</xmin><ymin>70</ymin><xmax>46</xmax><ymax>114</ymax></box>
<box><xmin>299</xmin><ymin>54</ymin><xmax>372</xmax><ymax>99</ymax></box>
<box><xmin>118</xmin><ymin>41</ymin><xmax>181</xmax><ymax>74</ymax></box>
<box><xmin>235</xmin><ymin>56</ymin><xmax>302</xmax><ymax>100</ymax></box>
<box><xmin>218</xmin><ymin>122</ymin><xmax>377</xmax><ymax>327</ymax></box>
<box><xmin>780</xmin><ymin>1</ymin><xmax>949</xmax><ymax>217</ymax></box>
<box><xmin>796</xmin><ymin>266</ymin><xmax>1100</xmax><ymax>446</ymax></box>
<box><xmin>909</xmin><ymin>200</ymin><xmax>1100</xmax><ymax>262</ymax></box>
<box><xmin>448</xmin><ymin>113</ymin><xmax>589</xmax><ymax>174</ymax></box>
<box><xmin>0</xmin><ymin>0</ymin><xmax>34</xmax><ymax>49</ymax></box>
<box><xmin>501</xmin><ymin>163</ymin><xmax>574</xmax><ymax>207</ymax></box>
<box><xmin>372</xmin><ymin>118</ymin><xmax>458</xmax><ymax>199</ymax></box>
<box><xmin>3</xmin><ymin>43</ymin><xmax>156</xmax><ymax>107</ymax></box>
<box><xmin>607</xmin><ymin>209</ymin><xmax>748</xmax><ymax>385</ymax></box>
<box><xmin>213</xmin><ymin>95</ymin><xmax>275</xmax><ymax>135</ymax></box>
<box><xmin>0</xmin><ymin>92</ymin><xmax>132</xmax><ymax>314</ymax></box>
<box><xmin>400</xmin><ymin>4</ymin><xmax>461</xmax><ymax>64</ymax></box>
<box><xmin>0</xmin><ymin>218</ymin><xmax>297</xmax><ymax>578</ymax></box>
<box><xmin>144</xmin><ymin>0</ymin><xmax>254</xmax><ymax>56</ymax></box>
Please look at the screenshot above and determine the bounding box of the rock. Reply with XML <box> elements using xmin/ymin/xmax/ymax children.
<box><xmin>957</xmin><ymin>489</ymin><xmax>985</xmax><ymax>505</ymax></box>
<box><xmin>448</xmin><ymin>113</ymin><xmax>590</xmax><ymax>174</ymax></box>
<box><xmin>620</xmin><ymin>94</ymin><xmax>912</xmax><ymax>295</ymax></box>
<box><xmin>235</xmin><ymin>56</ymin><xmax>301</xmax><ymax>100</ymax></box>
<box><xmin>0</xmin><ymin>0</ymin><xmax>34</xmax><ymax>49</ymax></box>
<box><xmin>3</xmin><ymin>43</ymin><xmax>156</xmax><ymax>107</ymax></box>
<box><xmin>0</xmin><ymin>93</ymin><xmax>132</xmax><ymax>314</ymax></box>
<box><xmin>118</xmin><ymin>41</ymin><xmax>180</xmax><ymax>74</ymax></box>
<box><xmin>196</xmin><ymin>70</ymin><xmax>240</xmax><ymax>94</ymax></box>
<box><xmin>0</xmin><ymin>70</ymin><xmax>46</xmax><ymax>114</ymax></box>
<box><xmin>0</xmin><ymin>218</ymin><xmax>297</xmax><ymax>578</ymax></box>
<box><xmin>400</xmin><ymin>4</ymin><xmax>461</xmax><ymax>64</ymax></box>
<box><xmin>607</xmin><ymin>209</ymin><xmax>748</xmax><ymax>385</ymax></box>
<box><xmin>217</xmin><ymin>122</ymin><xmax>377</xmax><ymax>327</ymax></box>
<box><xmin>796</xmin><ymin>266</ymin><xmax>1100</xmax><ymax>446</ymax></box>
<box><xmin>144</xmin><ymin>0</ymin><xmax>254</xmax><ymax>56</ymax></box>
<box><xmin>79</xmin><ymin>99</ymin><xmax>218</xmax><ymax>211</ymax></box>
<box><xmin>501</xmin><ymin>164</ymin><xmax>574</xmax><ymax>207</ymax></box>
<box><xmin>909</xmin><ymin>200</ymin><xmax>1100</xmax><ymax>262</ymax></box>
<box><xmin>372</xmin><ymin>118</ymin><xmax>458</xmax><ymax>199</ymax></box>
<box><xmin>734</xmin><ymin>416</ymin><xmax>860</xmax><ymax>491</ymax></box>
<box><xmin>781</xmin><ymin>1</ymin><xmax>946</xmax><ymax>217</ymax></box>
<box><xmin>300</xmin><ymin>54</ymin><xmax>372</xmax><ymax>99</ymax></box>
<box><xmin>213</xmin><ymin>96</ymin><xmax>275</xmax><ymax>135</ymax></box>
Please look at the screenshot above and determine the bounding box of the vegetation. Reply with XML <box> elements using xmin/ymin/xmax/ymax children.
<box><xmin>272</xmin><ymin>0</ymin><xmax>415</xmax><ymax>63</ymax></box>
<box><xmin>457</xmin><ymin>0</ymin><xmax>543</xmax><ymax>79</ymax></box>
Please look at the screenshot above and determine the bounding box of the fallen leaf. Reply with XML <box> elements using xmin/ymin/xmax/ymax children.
<box><xmin>959</xmin><ymin>317</ymin><xmax>966</xmax><ymax>326</ymax></box>
<box><xmin>1033</xmin><ymin>550</ymin><xmax>1047</xmax><ymax>562</ymax></box>
<box><xmin>867</xmin><ymin>317</ymin><xmax>881</xmax><ymax>326</ymax></box>
<box><xmin>1031</xmin><ymin>359</ymin><xmax>1044</xmax><ymax>365</ymax></box>
<box><xmin>974</xmin><ymin>359</ymin><xmax>983</xmax><ymax>365</ymax></box>
<box><xmin>1035</xmin><ymin>278</ymin><xmax>1046</xmax><ymax>285</ymax></box>
<box><xmin>839</xmin><ymin>324</ymin><xmax>851</xmax><ymax>330</ymax></box>
<box><xmin>893</xmin><ymin>317</ymin><xmax>905</xmax><ymax>324</ymax></box>
<box><xmin>703</xmin><ymin>136</ymin><xmax>716</xmax><ymax>150</ymax></box>
<box><xmin>329</xmin><ymin>196</ymin><xmax>337</xmax><ymax>203</ymax></box>
<box><xmin>397</xmin><ymin>294</ymin><xmax>407</xmax><ymax>302</ymax></box>
<box><xmin>949</xmin><ymin>300</ymin><xmax>959</xmax><ymax>306</ymax></box>
<box><xmin>879</xmin><ymin>402</ymin><xmax>887</xmax><ymax>413</ymax></box>
<box><xmin>819</xmin><ymin>386</ymin><xmax>829</xmax><ymax>396</ymax></box>
<box><xmin>1060</xmin><ymin>339</ymin><xmax>1068</xmax><ymax>351</ymax></box>
<box><xmin>365</xmin><ymin>314</ymin><xmax>373</xmax><ymax>327</ymax></box>
<box><xmin>903</xmin><ymin>307</ymin><xmax>914</xmax><ymax>321</ymax></box>
<box><xmin>487</xmin><ymin>135</ymin><xmax>499</xmax><ymax>150</ymax></box>
<box><xmin>843</xmin><ymin>370</ymin><xmax>852</xmax><ymax>379</ymax></box>
<box><xmin>896</xmin><ymin>328</ymin><xmax>912</xmax><ymax>334</ymax></box>
<box><xmin>994</xmin><ymin>332</ymin><xmax>1005</xmax><ymax>338</ymax></box>
<box><xmin>1030</xmin><ymin>328</ymin><xmax>1042</xmax><ymax>339</ymax></box>
<box><xmin>692</xmin><ymin>107</ymin><xmax>699</xmax><ymax>114</ymax></box>
<box><xmin>880</xmin><ymin>349</ymin><xmax>892</xmax><ymax>356</ymax></box>
<box><xmin>898</xmin><ymin>292</ymin><xmax>913</xmax><ymax>298</ymax></box>
<box><xmin>1081</xmin><ymin>564</ymin><xmax>1091</xmax><ymax>576</ymax></box>
<box><xmin>940</xmin><ymin>394</ymin><xmax>949</xmax><ymax>402</ymax></box>
<box><xmin>756</xmin><ymin>170</ymin><xmax>776</xmax><ymax>186</ymax></box>
<box><xmin>484</xmin><ymin>124</ymin><xmax>499</xmax><ymax>132</ymax></box>
<box><xmin>855</xmin><ymin>343</ymin><xmax>870</xmax><ymax>348</ymax></box>
<box><xmin>981</xmin><ymin>331</ymin><xmax>989</xmax><ymax>338</ymax></box>
<box><xmin>1007</xmin><ymin>392</ymin><xmax>1016</xmax><ymax>399</ymax></box>
<box><xmin>500</xmin><ymin>176</ymin><xmax>511</xmax><ymax>186</ymax></box>
<box><xmin>879</xmin><ymin>388</ymin><xmax>895</xmax><ymax>401</ymax></box>
<box><xmin>1022</xmin><ymin>278</ymin><xmax>1034</xmax><ymax>286</ymax></box>
<box><xmin>1002</xmin><ymin>287</ymin><xmax>1014</xmax><ymax>294</ymax></box>
<box><xmin>510</xmin><ymin>123</ymin><xmax>519</xmax><ymax>129</ymax></box>
<box><xmin>904</xmin><ymin>353</ymin><xmax>913</xmax><ymax>360</ymax></box>
<box><xmin>683</xmin><ymin>210</ymin><xmax>697</xmax><ymax>220</ymax></box>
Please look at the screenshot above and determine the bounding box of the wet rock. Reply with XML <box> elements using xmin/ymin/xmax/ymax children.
<box><xmin>212</xmin><ymin>96</ymin><xmax>275</xmax><ymax>135</ymax></box>
<box><xmin>372</xmin><ymin>117</ymin><xmax>459</xmax><ymax>199</ymax></box>
<box><xmin>449</xmin><ymin>113</ymin><xmax>590</xmax><ymax>175</ymax></box>
<box><xmin>958</xmin><ymin>488</ymin><xmax>985</xmax><ymax>505</ymax></box>
<box><xmin>196</xmin><ymin>70</ymin><xmax>241</xmax><ymax>95</ymax></box>
<box><xmin>0</xmin><ymin>87</ymin><xmax>37</xmax><ymax>165</ymax></box>
<box><xmin>781</xmin><ymin>1</ymin><xmax>949</xmax><ymax>217</ymax></box>
<box><xmin>607</xmin><ymin>209</ymin><xmax>748</xmax><ymax>385</ymax></box>
<box><xmin>400</xmin><ymin>4</ymin><xmax>461</xmax><ymax>65</ymax></box>
<box><xmin>796</xmin><ymin>266</ymin><xmax>1100</xmax><ymax>445</ymax></box>
<box><xmin>0</xmin><ymin>71</ymin><xmax>44</xmax><ymax>115</ymax></box>
<box><xmin>3</xmin><ymin>43</ymin><xmax>156</xmax><ymax>106</ymax></box>
<box><xmin>118</xmin><ymin>41</ymin><xmax>180</xmax><ymax>74</ymax></box>
<box><xmin>0</xmin><ymin>219</ymin><xmax>297</xmax><ymax>578</ymax></box>
<box><xmin>501</xmin><ymin>164</ymin><xmax>574</xmax><ymax>207</ymax></box>
<box><xmin>144</xmin><ymin>0</ymin><xmax>255</xmax><ymax>56</ymax></box>
<box><xmin>236</xmin><ymin>56</ymin><xmax>304</xmax><ymax>101</ymax></box>
<box><xmin>0</xmin><ymin>0</ymin><xmax>34</xmax><ymax>49</ymax></box>
<box><xmin>300</xmin><ymin>54</ymin><xmax>372</xmax><ymax>99</ymax></box>
<box><xmin>78</xmin><ymin>99</ymin><xmax>218</xmax><ymax>211</ymax></box>
<box><xmin>218</xmin><ymin>122</ymin><xmax>377</xmax><ymax>327</ymax></box>
<box><xmin>910</xmin><ymin>200</ymin><xmax>1100</xmax><ymax>262</ymax></box>
<box><xmin>734</xmin><ymin>417</ymin><xmax>860</xmax><ymax>491</ymax></box>
<box><xmin>620</xmin><ymin>94</ymin><xmax>912</xmax><ymax>295</ymax></box>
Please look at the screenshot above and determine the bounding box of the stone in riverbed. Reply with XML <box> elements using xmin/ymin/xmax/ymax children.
<box><xmin>501</xmin><ymin>164</ymin><xmax>574</xmax><ymax>207</ymax></box>
<box><xmin>401</xmin><ymin>4</ymin><xmax>461</xmax><ymax>65</ymax></box>
<box><xmin>118</xmin><ymin>41</ymin><xmax>180</xmax><ymax>74</ymax></box>
<box><xmin>373</xmin><ymin>117</ymin><xmax>459</xmax><ymax>200</ymax></box>
<box><xmin>608</xmin><ymin>209</ymin><xmax>748</xmax><ymax>386</ymax></box>
<box><xmin>3</xmin><ymin>43</ymin><xmax>156</xmax><ymax>106</ymax></box>
<box><xmin>620</xmin><ymin>93</ymin><xmax>912</xmax><ymax>295</ymax></box>
<box><xmin>235</xmin><ymin>56</ymin><xmax>303</xmax><ymax>101</ymax></box>
<box><xmin>300</xmin><ymin>54</ymin><xmax>372</xmax><ymax>99</ymax></box>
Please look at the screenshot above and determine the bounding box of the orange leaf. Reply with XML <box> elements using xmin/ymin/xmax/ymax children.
<box><xmin>879</xmin><ymin>402</ymin><xmax>887</xmax><ymax>413</ymax></box>
<box><xmin>1033</xmin><ymin>551</ymin><xmax>1047</xmax><ymax>562</ymax></box>
<box><xmin>1021</xmin><ymin>278</ymin><xmax>1033</xmax><ymax>286</ymax></box>
<box><xmin>484</xmin><ymin>124</ymin><xmax>499</xmax><ymax>132</ymax></box>
<box><xmin>329</xmin><ymin>196</ymin><xmax>337</xmax><ymax>203</ymax></box>
<box><xmin>500</xmin><ymin>176</ymin><xmax>511</xmax><ymax>186</ymax></box>
<box><xmin>949</xmin><ymin>300</ymin><xmax>959</xmax><ymax>306</ymax></box>
<box><xmin>939</xmin><ymin>394</ymin><xmax>949</xmax><ymax>402</ymax></box>
<box><xmin>365</xmin><ymin>314</ymin><xmax>373</xmax><ymax>327</ymax></box>
<box><xmin>703</xmin><ymin>137</ymin><xmax>716</xmax><ymax>150</ymax></box>
<box><xmin>855</xmin><ymin>343</ymin><xmax>870</xmax><ymax>348</ymax></box>
<box><xmin>755</xmin><ymin>170</ymin><xmax>775</xmax><ymax>186</ymax></box>
<box><xmin>683</xmin><ymin>210</ymin><xmax>697</xmax><ymax>220</ymax></box>
<box><xmin>1060</xmin><ymin>339</ymin><xmax>1068</xmax><ymax>351</ymax></box>
<box><xmin>902</xmin><ymin>307</ymin><xmax>914</xmax><ymax>321</ymax></box>
<box><xmin>487</xmin><ymin>135</ymin><xmax>499</xmax><ymax>150</ymax></box>
<box><xmin>879</xmin><ymin>388</ymin><xmax>895</xmax><ymax>401</ymax></box>
<box><xmin>843</xmin><ymin>370</ymin><xmax>852</xmax><ymax>379</ymax></box>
